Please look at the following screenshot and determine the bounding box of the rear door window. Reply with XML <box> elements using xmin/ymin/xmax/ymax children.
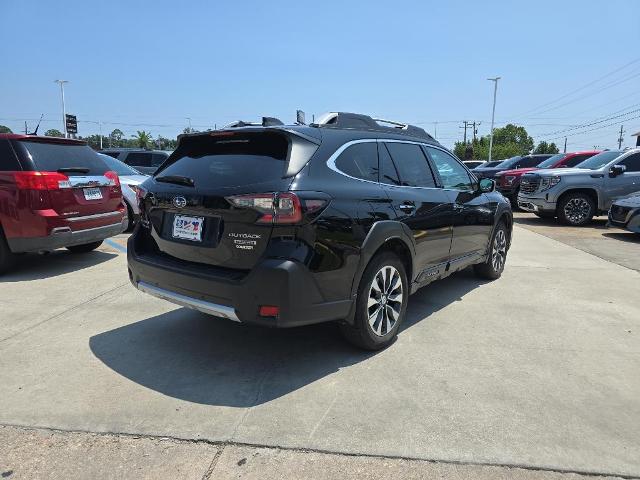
<box><xmin>17</xmin><ymin>141</ymin><xmax>108</xmax><ymax>175</ymax></box>
<box><xmin>0</xmin><ymin>139</ymin><xmax>21</xmax><ymax>171</ymax></box>
<box><xmin>125</xmin><ymin>152</ymin><xmax>152</xmax><ymax>167</ymax></box>
<box><xmin>157</xmin><ymin>132</ymin><xmax>289</xmax><ymax>187</ymax></box>
<box><xmin>378</xmin><ymin>142</ymin><xmax>401</xmax><ymax>185</ymax></box>
<box><xmin>384</xmin><ymin>142</ymin><xmax>436</xmax><ymax>188</ymax></box>
<box><xmin>334</xmin><ymin>142</ymin><xmax>378</xmax><ymax>182</ymax></box>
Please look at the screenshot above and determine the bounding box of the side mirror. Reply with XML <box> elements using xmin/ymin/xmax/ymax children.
<box><xmin>609</xmin><ymin>164</ymin><xmax>626</xmax><ymax>177</ymax></box>
<box><xmin>479</xmin><ymin>178</ymin><xmax>495</xmax><ymax>193</ymax></box>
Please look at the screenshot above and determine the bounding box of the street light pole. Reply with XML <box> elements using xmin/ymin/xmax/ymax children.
<box><xmin>54</xmin><ymin>80</ymin><xmax>69</xmax><ymax>138</ymax></box>
<box><xmin>186</xmin><ymin>117</ymin><xmax>192</xmax><ymax>132</ymax></box>
<box><xmin>487</xmin><ymin>77</ymin><xmax>500</xmax><ymax>162</ymax></box>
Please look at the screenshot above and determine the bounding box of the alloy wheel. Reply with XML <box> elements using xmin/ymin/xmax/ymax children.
<box><xmin>367</xmin><ymin>266</ymin><xmax>403</xmax><ymax>337</ymax></box>
<box><xmin>563</xmin><ymin>198</ymin><xmax>591</xmax><ymax>224</ymax></box>
<box><xmin>492</xmin><ymin>229</ymin><xmax>507</xmax><ymax>272</ymax></box>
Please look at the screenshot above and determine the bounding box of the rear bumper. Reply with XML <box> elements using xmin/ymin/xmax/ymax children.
<box><xmin>517</xmin><ymin>194</ymin><xmax>556</xmax><ymax>214</ymax></box>
<box><xmin>127</xmin><ymin>236</ymin><xmax>353</xmax><ymax>328</ymax></box>
<box><xmin>7</xmin><ymin>218</ymin><xmax>127</xmax><ymax>253</ymax></box>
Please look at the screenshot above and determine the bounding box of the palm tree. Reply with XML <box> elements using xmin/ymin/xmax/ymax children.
<box><xmin>133</xmin><ymin>130</ymin><xmax>153</xmax><ymax>149</ymax></box>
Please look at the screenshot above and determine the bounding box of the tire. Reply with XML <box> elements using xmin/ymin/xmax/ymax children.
<box><xmin>557</xmin><ymin>193</ymin><xmax>595</xmax><ymax>226</ymax></box>
<box><xmin>340</xmin><ymin>251</ymin><xmax>409</xmax><ymax>351</ymax></box>
<box><xmin>66</xmin><ymin>241</ymin><xmax>103</xmax><ymax>254</ymax></box>
<box><xmin>474</xmin><ymin>221</ymin><xmax>508</xmax><ymax>280</ymax></box>
<box><xmin>0</xmin><ymin>228</ymin><xmax>16</xmax><ymax>274</ymax></box>
<box><xmin>534</xmin><ymin>212</ymin><xmax>555</xmax><ymax>219</ymax></box>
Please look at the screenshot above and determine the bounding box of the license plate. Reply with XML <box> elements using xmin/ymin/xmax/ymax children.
<box><xmin>172</xmin><ymin>215</ymin><xmax>204</xmax><ymax>242</ymax></box>
<box><xmin>83</xmin><ymin>188</ymin><xmax>103</xmax><ymax>200</ymax></box>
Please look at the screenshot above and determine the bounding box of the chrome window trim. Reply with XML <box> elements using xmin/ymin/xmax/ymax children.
<box><xmin>326</xmin><ymin>138</ymin><xmax>462</xmax><ymax>191</ymax></box>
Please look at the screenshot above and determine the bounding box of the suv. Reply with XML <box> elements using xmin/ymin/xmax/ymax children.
<box><xmin>495</xmin><ymin>151</ymin><xmax>600</xmax><ymax>205</ymax></box>
<box><xmin>128</xmin><ymin>113</ymin><xmax>512</xmax><ymax>350</ymax></box>
<box><xmin>100</xmin><ymin>149</ymin><xmax>171</xmax><ymax>175</ymax></box>
<box><xmin>518</xmin><ymin>149</ymin><xmax>640</xmax><ymax>225</ymax></box>
<box><xmin>0</xmin><ymin>134</ymin><xmax>127</xmax><ymax>272</ymax></box>
<box><xmin>473</xmin><ymin>154</ymin><xmax>553</xmax><ymax>180</ymax></box>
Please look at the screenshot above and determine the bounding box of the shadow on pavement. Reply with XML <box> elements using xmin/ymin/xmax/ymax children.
<box><xmin>89</xmin><ymin>268</ymin><xmax>487</xmax><ymax>407</ymax></box>
<box><xmin>513</xmin><ymin>213</ymin><xmax>609</xmax><ymax>229</ymax></box>
<box><xmin>602</xmin><ymin>231</ymin><xmax>640</xmax><ymax>243</ymax></box>
<box><xmin>1</xmin><ymin>250</ymin><xmax>117</xmax><ymax>282</ymax></box>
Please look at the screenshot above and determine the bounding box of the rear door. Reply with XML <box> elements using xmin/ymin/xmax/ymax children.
<box><xmin>378</xmin><ymin>141</ymin><xmax>453</xmax><ymax>278</ymax></box>
<box><xmin>140</xmin><ymin>130</ymin><xmax>317</xmax><ymax>270</ymax></box>
<box><xmin>425</xmin><ymin>146</ymin><xmax>495</xmax><ymax>262</ymax></box>
<box><xmin>13</xmin><ymin>140</ymin><xmax>121</xmax><ymax>219</ymax></box>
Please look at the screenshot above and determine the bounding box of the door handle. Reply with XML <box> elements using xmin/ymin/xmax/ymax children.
<box><xmin>399</xmin><ymin>202</ymin><xmax>416</xmax><ymax>213</ymax></box>
<box><xmin>453</xmin><ymin>203</ymin><xmax>464</xmax><ymax>211</ymax></box>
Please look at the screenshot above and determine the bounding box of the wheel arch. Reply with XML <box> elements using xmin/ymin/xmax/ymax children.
<box><xmin>556</xmin><ymin>187</ymin><xmax>600</xmax><ymax>211</ymax></box>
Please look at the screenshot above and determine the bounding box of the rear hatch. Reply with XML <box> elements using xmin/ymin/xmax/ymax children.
<box><xmin>138</xmin><ymin>129</ymin><xmax>320</xmax><ymax>270</ymax></box>
<box><xmin>13</xmin><ymin>139</ymin><xmax>122</xmax><ymax>220</ymax></box>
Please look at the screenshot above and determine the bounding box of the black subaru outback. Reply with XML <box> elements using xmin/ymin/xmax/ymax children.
<box><xmin>128</xmin><ymin>112</ymin><xmax>512</xmax><ymax>350</ymax></box>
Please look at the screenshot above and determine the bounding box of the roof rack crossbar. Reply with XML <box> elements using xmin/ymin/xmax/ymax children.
<box><xmin>372</xmin><ymin>117</ymin><xmax>408</xmax><ymax>129</ymax></box>
<box><xmin>314</xmin><ymin>112</ymin><xmax>434</xmax><ymax>141</ymax></box>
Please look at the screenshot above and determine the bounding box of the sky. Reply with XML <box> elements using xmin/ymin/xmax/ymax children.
<box><xmin>1</xmin><ymin>0</ymin><xmax>639</xmax><ymax>151</ymax></box>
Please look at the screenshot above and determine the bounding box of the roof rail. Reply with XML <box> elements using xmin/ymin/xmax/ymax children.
<box><xmin>313</xmin><ymin>112</ymin><xmax>434</xmax><ymax>141</ymax></box>
<box><xmin>223</xmin><ymin>117</ymin><xmax>284</xmax><ymax>129</ymax></box>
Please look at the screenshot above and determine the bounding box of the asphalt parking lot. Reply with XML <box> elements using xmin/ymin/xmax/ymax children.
<box><xmin>1</xmin><ymin>224</ymin><xmax>639</xmax><ymax>479</ymax></box>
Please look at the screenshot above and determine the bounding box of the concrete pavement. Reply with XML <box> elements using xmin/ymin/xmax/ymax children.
<box><xmin>1</xmin><ymin>226</ymin><xmax>639</xmax><ymax>478</ymax></box>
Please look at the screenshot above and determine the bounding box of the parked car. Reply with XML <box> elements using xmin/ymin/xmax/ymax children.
<box><xmin>608</xmin><ymin>192</ymin><xmax>640</xmax><ymax>233</ymax></box>
<box><xmin>495</xmin><ymin>151</ymin><xmax>600</xmax><ymax>206</ymax></box>
<box><xmin>100</xmin><ymin>148</ymin><xmax>171</xmax><ymax>175</ymax></box>
<box><xmin>473</xmin><ymin>154</ymin><xmax>554</xmax><ymax>180</ymax></box>
<box><xmin>463</xmin><ymin>160</ymin><xmax>485</xmax><ymax>169</ymax></box>
<box><xmin>518</xmin><ymin>148</ymin><xmax>640</xmax><ymax>225</ymax></box>
<box><xmin>127</xmin><ymin>112</ymin><xmax>512</xmax><ymax>350</ymax></box>
<box><xmin>98</xmin><ymin>154</ymin><xmax>149</xmax><ymax>230</ymax></box>
<box><xmin>473</xmin><ymin>160</ymin><xmax>502</xmax><ymax>169</ymax></box>
<box><xmin>0</xmin><ymin>134</ymin><xmax>127</xmax><ymax>273</ymax></box>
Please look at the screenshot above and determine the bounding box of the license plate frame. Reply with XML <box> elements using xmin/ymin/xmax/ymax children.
<box><xmin>83</xmin><ymin>187</ymin><xmax>103</xmax><ymax>200</ymax></box>
<box><xmin>172</xmin><ymin>215</ymin><xmax>204</xmax><ymax>242</ymax></box>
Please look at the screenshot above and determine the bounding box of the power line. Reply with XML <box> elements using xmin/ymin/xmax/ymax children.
<box><xmin>537</xmin><ymin>106</ymin><xmax>640</xmax><ymax>139</ymax></box>
<box><xmin>543</xmin><ymin>114</ymin><xmax>640</xmax><ymax>142</ymax></box>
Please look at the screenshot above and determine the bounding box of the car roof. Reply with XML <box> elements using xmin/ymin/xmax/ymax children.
<box><xmin>0</xmin><ymin>133</ymin><xmax>86</xmax><ymax>145</ymax></box>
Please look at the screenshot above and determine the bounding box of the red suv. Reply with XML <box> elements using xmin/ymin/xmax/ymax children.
<box><xmin>0</xmin><ymin>134</ymin><xmax>127</xmax><ymax>272</ymax></box>
<box><xmin>495</xmin><ymin>151</ymin><xmax>600</xmax><ymax>205</ymax></box>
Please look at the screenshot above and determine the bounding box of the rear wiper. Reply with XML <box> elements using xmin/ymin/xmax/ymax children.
<box><xmin>155</xmin><ymin>175</ymin><xmax>195</xmax><ymax>187</ymax></box>
<box><xmin>57</xmin><ymin>167</ymin><xmax>90</xmax><ymax>174</ymax></box>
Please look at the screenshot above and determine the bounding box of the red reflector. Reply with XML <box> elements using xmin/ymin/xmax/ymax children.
<box><xmin>259</xmin><ymin>305</ymin><xmax>280</xmax><ymax>317</ymax></box>
<box><xmin>14</xmin><ymin>171</ymin><xmax>70</xmax><ymax>190</ymax></box>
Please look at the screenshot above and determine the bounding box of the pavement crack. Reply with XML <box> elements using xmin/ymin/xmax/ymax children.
<box><xmin>0</xmin><ymin>283</ymin><xmax>129</xmax><ymax>344</ymax></box>
<box><xmin>201</xmin><ymin>444</ymin><xmax>226</xmax><ymax>480</ymax></box>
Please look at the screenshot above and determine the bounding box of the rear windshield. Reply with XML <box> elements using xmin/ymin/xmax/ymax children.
<box><xmin>483</xmin><ymin>161</ymin><xmax>502</xmax><ymax>167</ymax></box>
<box><xmin>156</xmin><ymin>132</ymin><xmax>289</xmax><ymax>188</ymax></box>
<box><xmin>99</xmin><ymin>154</ymin><xmax>143</xmax><ymax>176</ymax></box>
<box><xmin>536</xmin><ymin>153</ymin><xmax>566</xmax><ymax>169</ymax></box>
<box><xmin>575</xmin><ymin>150</ymin><xmax>622</xmax><ymax>170</ymax></box>
<box><xmin>19</xmin><ymin>141</ymin><xmax>109</xmax><ymax>175</ymax></box>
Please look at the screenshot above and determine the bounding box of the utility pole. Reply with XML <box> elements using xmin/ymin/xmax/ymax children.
<box><xmin>54</xmin><ymin>80</ymin><xmax>69</xmax><ymax>138</ymax></box>
<box><xmin>471</xmin><ymin>121</ymin><xmax>481</xmax><ymax>142</ymax></box>
<box><xmin>617</xmin><ymin>125</ymin><xmax>625</xmax><ymax>149</ymax></box>
<box><xmin>563</xmin><ymin>137</ymin><xmax>567</xmax><ymax>153</ymax></box>
<box><xmin>99</xmin><ymin>121</ymin><xmax>103</xmax><ymax>149</ymax></box>
<box><xmin>186</xmin><ymin>117</ymin><xmax>192</xmax><ymax>132</ymax></box>
<box><xmin>487</xmin><ymin>77</ymin><xmax>501</xmax><ymax>162</ymax></box>
<box><xmin>433</xmin><ymin>121</ymin><xmax>438</xmax><ymax>140</ymax></box>
<box><xmin>460</xmin><ymin>120</ymin><xmax>470</xmax><ymax>144</ymax></box>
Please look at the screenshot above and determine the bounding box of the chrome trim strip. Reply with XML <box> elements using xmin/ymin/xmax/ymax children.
<box><xmin>67</xmin><ymin>211</ymin><xmax>122</xmax><ymax>222</ymax></box>
<box><xmin>68</xmin><ymin>175</ymin><xmax>112</xmax><ymax>188</ymax></box>
<box><xmin>136</xmin><ymin>281</ymin><xmax>241</xmax><ymax>322</ymax></box>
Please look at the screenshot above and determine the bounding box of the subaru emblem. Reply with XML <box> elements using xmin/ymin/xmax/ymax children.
<box><xmin>173</xmin><ymin>196</ymin><xmax>187</xmax><ymax>208</ymax></box>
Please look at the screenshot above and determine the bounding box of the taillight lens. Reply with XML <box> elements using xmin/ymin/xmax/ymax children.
<box><xmin>104</xmin><ymin>170</ymin><xmax>121</xmax><ymax>187</ymax></box>
<box><xmin>227</xmin><ymin>192</ymin><xmax>328</xmax><ymax>225</ymax></box>
<box><xmin>14</xmin><ymin>171</ymin><xmax>71</xmax><ymax>190</ymax></box>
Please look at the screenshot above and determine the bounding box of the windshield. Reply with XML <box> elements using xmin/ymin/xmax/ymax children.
<box><xmin>536</xmin><ymin>153</ymin><xmax>566</xmax><ymax>169</ymax></box>
<box><xmin>98</xmin><ymin>154</ymin><xmax>142</xmax><ymax>176</ymax></box>
<box><xmin>495</xmin><ymin>156</ymin><xmax>522</xmax><ymax>168</ymax></box>
<box><xmin>574</xmin><ymin>151</ymin><xmax>622</xmax><ymax>170</ymax></box>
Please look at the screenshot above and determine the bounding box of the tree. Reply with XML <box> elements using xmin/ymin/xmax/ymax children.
<box><xmin>534</xmin><ymin>141</ymin><xmax>559</xmax><ymax>154</ymax></box>
<box><xmin>133</xmin><ymin>130</ymin><xmax>152</xmax><ymax>149</ymax></box>
<box><xmin>0</xmin><ymin>125</ymin><xmax>12</xmax><ymax>134</ymax></box>
<box><xmin>156</xmin><ymin>136</ymin><xmax>177</xmax><ymax>150</ymax></box>
<box><xmin>44</xmin><ymin>129</ymin><xmax>64</xmax><ymax>137</ymax></box>
<box><xmin>453</xmin><ymin>124</ymin><xmax>535</xmax><ymax>160</ymax></box>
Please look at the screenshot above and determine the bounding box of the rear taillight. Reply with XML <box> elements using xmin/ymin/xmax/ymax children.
<box><xmin>104</xmin><ymin>170</ymin><xmax>121</xmax><ymax>187</ymax></box>
<box><xmin>14</xmin><ymin>171</ymin><xmax>71</xmax><ymax>190</ymax></box>
<box><xmin>227</xmin><ymin>192</ymin><xmax>328</xmax><ymax>225</ymax></box>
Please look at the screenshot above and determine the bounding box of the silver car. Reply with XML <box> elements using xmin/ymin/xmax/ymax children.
<box><xmin>98</xmin><ymin>154</ymin><xmax>149</xmax><ymax>230</ymax></box>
